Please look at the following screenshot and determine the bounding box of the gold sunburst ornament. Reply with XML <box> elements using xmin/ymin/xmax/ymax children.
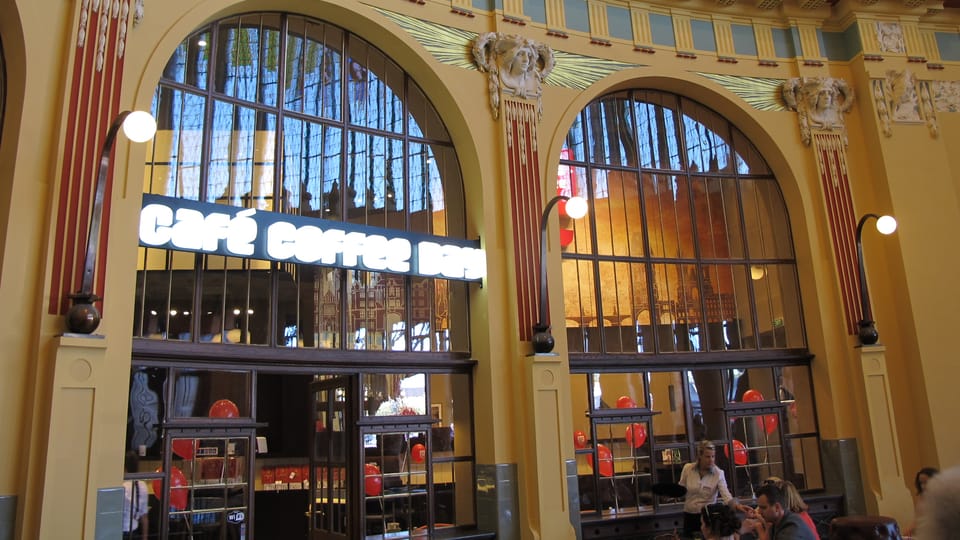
<box><xmin>374</xmin><ymin>7</ymin><xmax>641</xmax><ymax>92</ymax></box>
<box><xmin>696</xmin><ymin>72</ymin><xmax>787</xmax><ymax>112</ymax></box>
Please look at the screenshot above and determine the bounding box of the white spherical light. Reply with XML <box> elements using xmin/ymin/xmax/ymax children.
<box><xmin>876</xmin><ymin>215</ymin><xmax>897</xmax><ymax>235</ymax></box>
<box><xmin>122</xmin><ymin>110</ymin><xmax>157</xmax><ymax>143</ymax></box>
<box><xmin>565</xmin><ymin>196</ymin><xmax>588</xmax><ymax>220</ymax></box>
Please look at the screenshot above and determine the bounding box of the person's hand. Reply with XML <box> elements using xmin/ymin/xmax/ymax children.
<box><xmin>736</xmin><ymin>503</ymin><xmax>755</xmax><ymax>516</ymax></box>
<box><xmin>744</xmin><ymin>517</ymin><xmax>771</xmax><ymax>540</ymax></box>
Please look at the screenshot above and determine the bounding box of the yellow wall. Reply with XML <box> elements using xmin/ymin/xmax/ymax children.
<box><xmin>2</xmin><ymin>0</ymin><xmax>960</xmax><ymax>537</ymax></box>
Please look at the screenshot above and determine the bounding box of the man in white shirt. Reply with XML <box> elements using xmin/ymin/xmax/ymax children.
<box><xmin>679</xmin><ymin>440</ymin><xmax>749</xmax><ymax>537</ymax></box>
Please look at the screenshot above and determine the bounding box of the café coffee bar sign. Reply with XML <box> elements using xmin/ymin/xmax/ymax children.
<box><xmin>139</xmin><ymin>194</ymin><xmax>486</xmax><ymax>282</ymax></box>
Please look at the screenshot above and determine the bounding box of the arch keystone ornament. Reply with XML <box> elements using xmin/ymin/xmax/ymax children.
<box><xmin>472</xmin><ymin>33</ymin><xmax>555</xmax><ymax>120</ymax></box>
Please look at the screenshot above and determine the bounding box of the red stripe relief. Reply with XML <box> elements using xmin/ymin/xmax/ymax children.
<box><xmin>834</xmin><ymin>149</ymin><xmax>861</xmax><ymax>331</ymax></box>
<box><xmin>525</xmin><ymin>107</ymin><xmax>544</xmax><ymax>328</ymax></box>
<box><xmin>518</xmin><ymin>111</ymin><xmax>535</xmax><ymax>339</ymax></box>
<box><xmin>51</xmin><ymin>5</ymin><xmax>100</xmax><ymax>314</ymax></box>
<box><xmin>818</xmin><ymin>144</ymin><xmax>846</xmax><ymax>332</ymax></box>
<box><xmin>509</xmin><ymin>102</ymin><xmax>543</xmax><ymax>342</ymax></box>
<box><xmin>49</xmin><ymin>33</ymin><xmax>88</xmax><ymax>314</ymax></box>
<box><xmin>508</xmin><ymin>109</ymin><xmax>530</xmax><ymax>340</ymax></box>
<box><xmin>50</xmin><ymin>5</ymin><xmax>127</xmax><ymax>316</ymax></box>
<box><xmin>96</xmin><ymin>9</ymin><xmax>126</xmax><ymax>316</ymax></box>
<box><xmin>70</xmin><ymin>18</ymin><xmax>105</xmax><ymax>311</ymax></box>
<box><xmin>816</xmin><ymin>134</ymin><xmax>858</xmax><ymax>335</ymax></box>
<box><xmin>819</xmin><ymin>145</ymin><xmax>850</xmax><ymax>334</ymax></box>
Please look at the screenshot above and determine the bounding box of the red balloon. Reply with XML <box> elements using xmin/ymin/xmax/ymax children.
<box><xmin>760</xmin><ymin>414</ymin><xmax>778</xmax><ymax>435</ymax></box>
<box><xmin>208</xmin><ymin>399</ymin><xmax>240</xmax><ymax>418</ymax></box>
<box><xmin>616</xmin><ymin>395</ymin><xmax>637</xmax><ymax>409</ymax></box>
<box><xmin>411</xmin><ymin>443</ymin><xmax>426</xmax><ymax>464</ymax></box>
<box><xmin>364</xmin><ymin>463</ymin><xmax>383</xmax><ymax>496</ymax></box>
<box><xmin>742</xmin><ymin>389</ymin><xmax>764</xmax><ymax>402</ymax></box>
<box><xmin>724</xmin><ymin>440</ymin><xmax>748</xmax><ymax>466</ymax></box>
<box><xmin>625</xmin><ymin>423</ymin><xmax>647</xmax><ymax>449</ymax></box>
<box><xmin>172</xmin><ymin>438</ymin><xmax>195</xmax><ymax>460</ymax></box>
<box><xmin>153</xmin><ymin>466</ymin><xmax>188</xmax><ymax>510</ymax></box>
<box><xmin>587</xmin><ymin>444</ymin><xmax>614</xmax><ymax>477</ymax></box>
<box><xmin>573</xmin><ymin>430</ymin><xmax>588</xmax><ymax>449</ymax></box>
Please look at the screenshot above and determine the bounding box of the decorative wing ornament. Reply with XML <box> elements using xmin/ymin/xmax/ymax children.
<box><xmin>548</xmin><ymin>51</ymin><xmax>641</xmax><ymax>90</ymax></box>
<box><xmin>374</xmin><ymin>8</ymin><xmax>477</xmax><ymax>69</ymax></box>
<box><xmin>696</xmin><ymin>72</ymin><xmax>788</xmax><ymax>112</ymax></box>
<box><xmin>375</xmin><ymin>7</ymin><xmax>640</xmax><ymax>93</ymax></box>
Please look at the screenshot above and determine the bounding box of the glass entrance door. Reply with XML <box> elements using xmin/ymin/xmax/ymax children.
<box><xmin>309</xmin><ymin>376</ymin><xmax>358</xmax><ymax>539</ymax></box>
<box><xmin>161</xmin><ymin>430</ymin><xmax>254</xmax><ymax>539</ymax></box>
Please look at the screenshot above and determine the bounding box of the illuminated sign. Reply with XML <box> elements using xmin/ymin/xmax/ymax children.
<box><xmin>139</xmin><ymin>194</ymin><xmax>485</xmax><ymax>282</ymax></box>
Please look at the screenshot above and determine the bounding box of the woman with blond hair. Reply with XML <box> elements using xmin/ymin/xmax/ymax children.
<box><xmin>679</xmin><ymin>441</ymin><xmax>752</xmax><ymax>537</ymax></box>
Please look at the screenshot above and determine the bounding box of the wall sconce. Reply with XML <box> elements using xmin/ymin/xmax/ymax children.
<box><xmin>532</xmin><ymin>195</ymin><xmax>587</xmax><ymax>353</ymax></box>
<box><xmin>750</xmin><ymin>265</ymin><xmax>766</xmax><ymax>281</ymax></box>
<box><xmin>855</xmin><ymin>213</ymin><xmax>897</xmax><ymax>345</ymax></box>
<box><xmin>66</xmin><ymin>110</ymin><xmax>157</xmax><ymax>334</ymax></box>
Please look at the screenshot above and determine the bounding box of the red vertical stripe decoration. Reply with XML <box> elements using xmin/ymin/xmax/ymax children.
<box><xmin>812</xmin><ymin>132</ymin><xmax>861</xmax><ymax>335</ymax></box>
<box><xmin>505</xmin><ymin>100</ymin><xmax>543</xmax><ymax>341</ymax></box>
<box><xmin>49</xmin><ymin>1</ymin><xmax>130</xmax><ymax>316</ymax></box>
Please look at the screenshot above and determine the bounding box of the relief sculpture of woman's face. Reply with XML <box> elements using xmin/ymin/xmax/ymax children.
<box><xmin>510</xmin><ymin>46</ymin><xmax>533</xmax><ymax>76</ymax></box>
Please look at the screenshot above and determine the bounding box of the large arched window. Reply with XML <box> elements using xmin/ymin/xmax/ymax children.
<box><xmin>135</xmin><ymin>13</ymin><xmax>469</xmax><ymax>353</ymax></box>
<box><xmin>126</xmin><ymin>15</ymin><xmax>478</xmax><ymax>539</ymax></box>
<box><xmin>563</xmin><ymin>91</ymin><xmax>822</xmax><ymax>523</ymax></box>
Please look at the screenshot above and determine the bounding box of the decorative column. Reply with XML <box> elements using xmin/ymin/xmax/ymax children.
<box><xmin>473</xmin><ymin>33</ymin><xmax>576</xmax><ymax>540</ymax></box>
<box><xmin>856</xmin><ymin>346</ymin><xmax>913</xmax><ymax>524</ymax></box>
<box><xmin>25</xmin><ymin>2</ymin><xmax>142</xmax><ymax>538</ymax></box>
<box><xmin>38</xmin><ymin>337</ymin><xmax>110</xmax><ymax>539</ymax></box>
<box><xmin>782</xmin><ymin>77</ymin><xmax>861</xmax><ymax>332</ymax></box>
<box><xmin>49</xmin><ymin>0</ymin><xmax>136</xmax><ymax>321</ymax></box>
<box><xmin>783</xmin><ymin>77</ymin><xmax>912</xmax><ymax>522</ymax></box>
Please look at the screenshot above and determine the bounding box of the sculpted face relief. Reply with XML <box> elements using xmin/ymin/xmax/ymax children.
<box><xmin>139</xmin><ymin>194</ymin><xmax>485</xmax><ymax>282</ymax></box>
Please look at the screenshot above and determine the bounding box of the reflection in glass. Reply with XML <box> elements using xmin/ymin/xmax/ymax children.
<box><xmin>559</xmin><ymin>91</ymin><xmax>804</xmax><ymax>355</ymax></box>
<box><xmin>778</xmin><ymin>366</ymin><xmax>816</xmax><ymax>435</ymax></box>
<box><xmin>171</xmin><ymin>369</ymin><xmax>251</xmax><ymax>418</ymax></box>
<box><xmin>363</xmin><ymin>373</ymin><xmax>427</xmax><ymax>417</ymax></box>
<box><xmin>592</xmin><ymin>373</ymin><xmax>648</xmax><ymax>410</ymax></box>
<box><xmin>633</xmin><ymin>92</ymin><xmax>682</xmax><ymax>171</ymax></box>
<box><xmin>148</xmin><ymin>88</ymin><xmax>205</xmax><ymax>199</ymax></box>
<box><xmin>644</xmin><ymin>173</ymin><xmax>694</xmax><ymax>259</ymax></box>
<box><xmin>681</xmin><ymin>98</ymin><xmax>732</xmax><ymax>174</ymax></box>
<box><xmin>563</xmin><ymin>90</ymin><xmax>820</xmax><ymax>516</ymax></box>
<box><xmin>562</xmin><ymin>259</ymin><xmax>598</xmax><ymax>353</ymax></box>
<box><xmin>648</xmin><ymin>372</ymin><xmax>686</xmax><ymax>444</ymax></box>
<box><xmin>587</xmin><ymin>92</ymin><xmax>635</xmax><ymax>167</ymax></box>
<box><xmin>138</xmin><ymin>14</ymin><xmax>469</xmax><ymax>354</ymax></box>
<box><xmin>727</xmin><ymin>414</ymin><xmax>784</xmax><ymax>498</ymax></box>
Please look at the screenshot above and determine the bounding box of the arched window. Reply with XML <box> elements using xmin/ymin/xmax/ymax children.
<box><xmin>127</xmin><ymin>14</ymin><xmax>477</xmax><ymax>538</ymax></box>
<box><xmin>563</xmin><ymin>91</ymin><xmax>821</xmax><ymax>520</ymax></box>
<box><xmin>135</xmin><ymin>13</ymin><xmax>469</xmax><ymax>353</ymax></box>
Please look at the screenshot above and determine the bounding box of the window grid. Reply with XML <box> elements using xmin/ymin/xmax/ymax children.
<box><xmin>561</xmin><ymin>90</ymin><xmax>805</xmax><ymax>356</ymax></box>
<box><xmin>136</xmin><ymin>14</ymin><xmax>469</xmax><ymax>354</ymax></box>
<box><xmin>565</xmin><ymin>91</ymin><xmax>819</xmax><ymax>519</ymax></box>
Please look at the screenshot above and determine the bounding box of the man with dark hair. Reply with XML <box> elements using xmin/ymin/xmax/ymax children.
<box><xmin>744</xmin><ymin>484</ymin><xmax>815</xmax><ymax>540</ymax></box>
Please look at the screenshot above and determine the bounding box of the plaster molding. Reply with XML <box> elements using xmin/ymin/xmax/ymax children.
<box><xmin>782</xmin><ymin>77</ymin><xmax>855</xmax><ymax>145</ymax></box>
<box><xmin>472</xmin><ymin>33</ymin><xmax>555</xmax><ymax>120</ymax></box>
